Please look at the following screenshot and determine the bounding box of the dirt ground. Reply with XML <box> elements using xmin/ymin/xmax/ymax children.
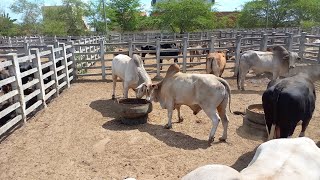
<box><xmin>1</xmin><ymin>57</ymin><xmax>320</xmax><ymax>180</ymax></box>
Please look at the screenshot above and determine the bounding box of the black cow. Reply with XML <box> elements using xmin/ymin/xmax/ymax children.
<box><xmin>140</xmin><ymin>43</ymin><xmax>180</xmax><ymax>69</ymax></box>
<box><xmin>262</xmin><ymin>73</ymin><xmax>316</xmax><ymax>140</ymax></box>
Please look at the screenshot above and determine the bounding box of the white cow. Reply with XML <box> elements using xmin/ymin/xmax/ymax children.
<box><xmin>182</xmin><ymin>137</ymin><xmax>320</xmax><ymax>180</ymax></box>
<box><xmin>237</xmin><ymin>46</ymin><xmax>300</xmax><ymax>90</ymax></box>
<box><xmin>149</xmin><ymin>64</ymin><xmax>234</xmax><ymax>144</ymax></box>
<box><xmin>112</xmin><ymin>54</ymin><xmax>152</xmax><ymax>99</ymax></box>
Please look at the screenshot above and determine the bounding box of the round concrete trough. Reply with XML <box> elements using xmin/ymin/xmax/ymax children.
<box><xmin>114</xmin><ymin>98</ymin><xmax>153</xmax><ymax>125</ymax></box>
<box><xmin>243</xmin><ymin>104</ymin><xmax>267</xmax><ymax>137</ymax></box>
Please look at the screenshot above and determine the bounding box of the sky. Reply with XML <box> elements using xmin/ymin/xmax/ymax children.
<box><xmin>1</xmin><ymin>0</ymin><xmax>251</xmax><ymax>22</ymax></box>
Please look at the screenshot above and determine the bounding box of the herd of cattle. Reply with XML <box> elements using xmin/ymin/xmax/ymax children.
<box><xmin>1</xmin><ymin>42</ymin><xmax>320</xmax><ymax>178</ymax></box>
<box><xmin>112</xmin><ymin>44</ymin><xmax>320</xmax><ymax>179</ymax></box>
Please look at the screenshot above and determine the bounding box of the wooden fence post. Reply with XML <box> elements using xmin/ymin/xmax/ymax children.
<box><xmin>59</xmin><ymin>43</ymin><xmax>70</xmax><ymax>88</ymax></box>
<box><xmin>69</xmin><ymin>41</ymin><xmax>77</xmax><ymax>81</ymax></box>
<box><xmin>155</xmin><ymin>38</ymin><xmax>161</xmax><ymax>78</ymax></box>
<box><xmin>100</xmin><ymin>40</ymin><xmax>106</xmax><ymax>80</ymax></box>
<box><xmin>299</xmin><ymin>32</ymin><xmax>306</xmax><ymax>60</ymax></box>
<box><xmin>8</xmin><ymin>37</ymin><xmax>12</xmax><ymax>47</ymax></box>
<box><xmin>128</xmin><ymin>40</ymin><xmax>133</xmax><ymax>57</ymax></box>
<box><xmin>286</xmin><ymin>33</ymin><xmax>293</xmax><ymax>52</ymax></box>
<box><xmin>7</xmin><ymin>54</ymin><xmax>27</xmax><ymax>123</ymax></box>
<box><xmin>48</xmin><ymin>45</ymin><xmax>59</xmax><ymax>97</ymax></box>
<box><xmin>30</xmin><ymin>48</ymin><xmax>47</xmax><ymax>108</ymax></box>
<box><xmin>24</xmin><ymin>42</ymin><xmax>30</xmax><ymax>56</ymax></box>
<box><xmin>260</xmin><ymin>33</ymin><xmax>268</xmax><ymax>51</ymax></box>
<box><xmin>271</xmin><ymin>32</ymin><xmax>276</xmax><ymax>44</ymax></box>
<box><xmin>317</xmin><ymin>46</ymin><xmax>320</xmax><ymax>64</ymax></box>
<box><xmin>182</xmin><ymin>37</ymin><xmax>187</xmax><ymax>73</ymax></box>
<box><xmin>209</xmin><ymin>36</ymin><xmax>215</xmax><ymax>53</ymax></box>
<box><xmin>234</xmin><ymin>35</ymin><xmax>242</xmax><ymax>77</ymax></box>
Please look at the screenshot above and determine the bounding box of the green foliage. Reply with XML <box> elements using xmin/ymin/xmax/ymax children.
<box><xmin>10</xmin><ymin>0</ymin><xmax>42</xmax><ymax>34</ymax></box>
<box><xmin>238</xmin><ymin>0</ymin><xmax>320</xmax><ymax>28</ymax></box>
<box><xmin>152</xmin><ymin>0</ymin><xmax>214</xmax><ymax>33</ymax></box>
<box><xmin>107</xmin><ymin>0</ymin><xmax>142</xmax><ymax>32</ymax></box>
<box><xmin>0</xmin><ymin>12</ymin><xmax>20</xmax><ymax>36</ymax></box>
<box><xmin>62</xmin><ymin>0</ymin><xmax>89</xmax><ymax>35</ymax></box>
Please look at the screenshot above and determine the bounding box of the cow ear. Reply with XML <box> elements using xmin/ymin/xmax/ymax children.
<box><xmin>283</xmin><ymin>55</ymin><xmax>289</xmax><ymax>61</ymax></box>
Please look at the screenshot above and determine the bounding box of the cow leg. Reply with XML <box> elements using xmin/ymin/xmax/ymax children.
<box><xmin>217</xmin><ymin>96</ymin><xmax>229</xmax><ymax>141</ymax></box>
<box><xmin>123</xmin><ymin>82</ymin><xmax>129</xmax><ymax>99</ymax></box>
<box><xmin>268</xmin><ymin>124</ymin><xmax>276</xmax><ymax>140</ymax></box>
<box><xmin>239</xmin><ymin>65</ymin><xmax>249</xmax><ymax>91</ymax></box>
<box><xmin>299</xmin><ymin>119</ymin><xmax>311</xmax><ymax>137</ymax></box>
<box><xmin>164</xmin><ymin>108</ymin><xmax>174</xmax><ymax>129</ymax></box>
<box><xmin>176</xmin><ymin>105</ymin><xmax>184</xmax><ymax>123</ymax></box>
<box><xmin>202</xmin><ymin>107</ymin><xmax>220</xmax><ymax>144</ymax></box>
<box><xmin>112</xmin><ymin>74</ymin><xmax>117</xmax><ymax>99</ymax></box>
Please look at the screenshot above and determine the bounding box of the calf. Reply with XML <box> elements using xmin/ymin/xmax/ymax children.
<box><xmin>237</xmin><ymin>46</ymin><xmax>300</xmax><ymax>90</ymax></box>
<box><xmin>262</xmin><ymin>73</ymin><xmax>316</xmax><ymax>140</ymax></box>
<box><xmin>112</xmin><ymin>54</ymin><xmax>152</xmax><ymax>99</ymax></box>
<box><xmin>206</xmin><ymin>51</ymin><xmax>227</xmax><ymax>77</ymax></box>
<box><xmin>149</xmin><ymin>64</ymin><xmax>235</xmax><ymax>144</ymax></box>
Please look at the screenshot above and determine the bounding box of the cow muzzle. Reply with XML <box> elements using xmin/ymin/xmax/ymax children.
<box><xmin>289</xmin><ymin>65</ymin><xmax>295</xmax><ymax>69</ymax></box>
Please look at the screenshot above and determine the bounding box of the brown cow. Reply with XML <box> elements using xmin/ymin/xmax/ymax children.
<box><xmin>206</xmin><ymin>51</ymin><xmax>227</xmax><ymax>77</ymax></box>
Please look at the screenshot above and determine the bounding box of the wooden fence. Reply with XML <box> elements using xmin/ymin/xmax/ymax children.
<box><xmin>0</xmin><ymin>43</ymin><xmax>75</xmax><ymax>137</ymax></box>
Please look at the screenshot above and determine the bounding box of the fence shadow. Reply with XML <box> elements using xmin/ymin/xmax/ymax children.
<box><xmin>231</xmin><ymin>147</ymin><xmax>257</xmax><ymax>171</ymax></box>
<box><xmin>90</xmin><ymin>98</ymin><xmax>211</xmax><ymax>150</ymax></box>
<box><xmin>0</xmin><ymin>123</ymin><xmax>23</xmax><ymax>143</ymax></box>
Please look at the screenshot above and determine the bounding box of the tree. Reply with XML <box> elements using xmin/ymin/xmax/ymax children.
<box><xmin>10</xmin><ymin>0</ymin><xmax>42</xmax><ymax>34</ymax></box>
<box><xmin>62</xmin><ymin>0</ymin><xmax>89</xmax><ymax>35</ymax></box>
<box><xmin>238</xmin><ymin>0</ymin><xmax>320</xmax><ymax>28</ymax></box>
<box><xmin>42</xmin><ymin>6</ymin><xmax>68</xmax><ymax>36</ymax></box>
<box><xmin>152</xmin><ymin>0</ymin><xmax>214</xmax><ymax>33</ymax></box>
<box><xmin>107</xmin><ymin>0</ymin><xmax>142</xmax><ymax>32</ymax></box>
<box><xmin>0</xmin><ymin>12</ymin><xmax>20</xmax><ymax>36</ymax></box>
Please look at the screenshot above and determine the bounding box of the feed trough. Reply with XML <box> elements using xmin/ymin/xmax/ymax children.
<box><xmin>113</xmin><ymin>98</ymin><xmax>153</xmax><ymax>125</ymax></box>
<box><xmin>242</xmin><ymin>104</ymin><xmax>267</xmax><ymax>137</ymax></box>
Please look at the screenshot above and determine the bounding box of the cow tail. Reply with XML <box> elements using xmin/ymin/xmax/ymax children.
<box><xmin>206</xmin><ymin>57</ymin><xmax>212</xmax><ymax>74</ymax></box>
<box><xmin>217</xmin><ymin>77</ymin><xmax>244</xmax><ymax>115</ymax></box>
<box><xmin>270</xmin><ymin>86</ymin><xmax>283</xmax><ymax>138</ymax></box>
<box><xmin>236</xmin><ymin>53</ymin><xmax>242</xmax><ymax>90</ymax></box>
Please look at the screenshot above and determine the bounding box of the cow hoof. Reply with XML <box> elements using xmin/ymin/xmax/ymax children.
<box><xmin>208</xmin><ymin>137</ymin><xmax>214</xmax><ymax>145</ymax></box>
<box><xmin>164</xmin><ymin>124</ymin><xmax>172</xmax><ymax>129</ymax></box>
<box><xmin>112</xmin><ymin>95</ymin><xmax>115</xmax><ymax>100</ymax></box>
<box><xmin>178</xmin><ymin>117</ymin><xmax>184</xmax><ymax>123</ymax></box>
<box><xmin>219</xmin><ymin>137</ymin><xmax>227</xmax><ymax>142</ymax></box>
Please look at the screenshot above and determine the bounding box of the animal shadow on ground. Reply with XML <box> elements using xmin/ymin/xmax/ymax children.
<box><xmin>90</xmin><ymin>99</ymin><xmax>210</xmax><ymax>150</ymax></box>
<box><xmin>231</xmin><ymin>147</ymin><xmax>258</xmax><ymax>171</ymax></box>
<box><xmin>236</xmin><ymin>117</ymin><xmax>267</xmax><ymax>142</ymax></box>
